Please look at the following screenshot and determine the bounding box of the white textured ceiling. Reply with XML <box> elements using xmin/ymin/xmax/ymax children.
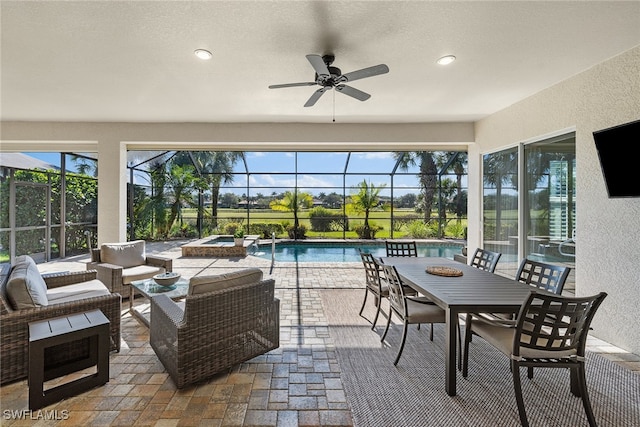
<box><xmin>1</xmin><ymin>1</ymin><xmax>639</xmax><ymax>124</ymax></box>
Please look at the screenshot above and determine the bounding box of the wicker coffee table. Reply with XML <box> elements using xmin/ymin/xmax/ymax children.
<box><xmin>130</xmin><ymin>277</ymin><xmax>189</xmax><ymax>326</ymax></box>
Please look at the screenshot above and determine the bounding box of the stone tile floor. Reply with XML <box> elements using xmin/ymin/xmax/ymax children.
<box><xmin>1</xmin><ymin>240</ymin><xmax>638</xmax><ymax>426</ymax></box>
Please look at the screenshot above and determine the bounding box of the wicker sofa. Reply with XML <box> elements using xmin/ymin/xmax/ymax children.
<box><xmin>0</xmin><ymin>256</ymin><xmax>121</xmax><ymax>385</ymax></box>
<box><xmin>150</xmin><ymin>268</ymin><xmax>280</xmax><ymax>388</ymax></box>
<box><xmin>87</xmin><ymin>240</ymin><xmax>172</xmax><ymax>296</ymax></box>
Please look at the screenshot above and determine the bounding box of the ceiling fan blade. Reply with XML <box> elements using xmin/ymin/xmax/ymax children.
<box><xmin>306</xmin><ymin>54</ymin><xmax>330</xmax><ymax>76</ymax></box>
<box><xmin>269</xmin><ymin>82</ymin><xmax>317</xmax><ymax>89</ymax></box>
<box><xmin>304</xmin><ymin>87</ymin><xmax>329</xmax><ymax>107</ymax></box>
<box><xmin>335</xmin><ymin>84</ymin><xmax>371</xmax><ymax>102</ymax></box>
<box><xmin>340</xmin><ymin>64</ymin><xmax>389</xmax><ymax>82</ymax></box>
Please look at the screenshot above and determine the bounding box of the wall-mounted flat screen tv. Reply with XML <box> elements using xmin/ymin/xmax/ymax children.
<box><xmin>593</xmin><ymin>119</ymin><xmax>640</xmax><ymax>198</ymax></box>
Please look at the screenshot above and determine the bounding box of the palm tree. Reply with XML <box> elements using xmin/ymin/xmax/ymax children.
<box><xmin>269</xmin><ymin>190</ymin><xmax>313</xmax><ymax>238</ymax></box>
<box><xmin>163</xmin><ymin>164</ymin><xmax>203</xmax><ymax>236</ymax></box>
<box><xmin>393</xmin><ymin>152</ymin><xmax>438</xmax><ymax>223</ymax></box>
<box><xmin>191</xmin><ymin>152</ymin><xmax>242</xmax><ymax>228</ymax></box>
<box><xmin>346</xmin><ymin>180</ymin><xmax>386</xmax><ymax>239</ymax></box>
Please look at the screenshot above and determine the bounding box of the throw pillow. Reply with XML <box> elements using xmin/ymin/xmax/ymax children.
<box><xmin>6</xmin><ymin>255</ymin><xmax>49</xmax><ymax>309</ymax></box>
<box><xmin>101</xmin><ymin>240</ymin><xmax>146</xmax><ymax>268</ymax></box>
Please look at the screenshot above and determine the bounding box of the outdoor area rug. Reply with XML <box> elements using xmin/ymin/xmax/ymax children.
<box><xmin>319</xmin><ymin>289</ymin><xmax>640</xmax><ymax>427</ymax></box>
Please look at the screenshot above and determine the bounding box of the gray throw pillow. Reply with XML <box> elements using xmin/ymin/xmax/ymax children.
<box><xmin>6</xmin><ymin>255</ymin><xmax>48</xmax><ymax>309</ymax></box>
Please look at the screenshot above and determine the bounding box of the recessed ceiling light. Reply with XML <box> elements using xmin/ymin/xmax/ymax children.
<box><xmin>194</xmin><ymin>49</ymin><xmax>212</xmax><ymax>60</ymax></box>
<box><xmin>436</xmin><ymin>55</ymin><xmax>456</xmax><ymax>65</ymax></box>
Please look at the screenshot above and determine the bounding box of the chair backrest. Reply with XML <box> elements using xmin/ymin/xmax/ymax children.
<box><xmin>515</xmin><ymin>258</ymin><xmax>571</xmax><ymax>295</ymax></box>
<box><xmin>469</xmin><ymin>248</ymin><xmax>502</xmax><ymax>273</ymax></box>
<box><xmin>380</xmin><ymin>264</ymin><xmax>408</xmax><ymax>315</ymax></box>
<box><xmin>513</xmin><ymin>291</ymin><xmax>607</xmax><ymax>358</ymax></box>
<box><xmin>385</xmin><ymin>240</ymin><xmax>418</xmax><ymax>257</ymax></box>
<box><xmin>359</xmin><ymin>250</ymin><xmax>382</xmax><ymax>292</ymax></box>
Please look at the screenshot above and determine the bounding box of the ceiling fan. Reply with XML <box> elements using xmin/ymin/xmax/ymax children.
<box><xmin>268</xmin><ymin>54</ymin><xmax>389</xmax><ymax>107</ymax></box>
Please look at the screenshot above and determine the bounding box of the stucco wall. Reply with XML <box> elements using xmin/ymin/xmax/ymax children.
<box><xmin>474</xmin><ymin>45</ymin><xmax>640</xmax><ymax>354</ymax></box>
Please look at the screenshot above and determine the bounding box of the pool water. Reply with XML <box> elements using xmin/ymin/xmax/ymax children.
<box><xmin>251</xmin><ymin>242</ymin><xmax>464</xmax><ymax>263</ymax></box>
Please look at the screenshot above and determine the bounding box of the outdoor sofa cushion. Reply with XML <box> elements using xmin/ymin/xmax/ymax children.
<box><xmin>6</xmin><ymin>255</ymin><xmax>49</xmax><ymax>309</ymax></box>
<box><xmin>46</xmin><ymin>280</ymin><xmax>111</xmax><ymax>304</ymax></box>
<box><xmin>100</xmin><ymin>240</ymin><xmax>146</xmax><ymax>268</ymax></box>
<box><xmin>188</xmin><ymin>268</ymin><xmax>264</xmax><ymax>295</ymax></box>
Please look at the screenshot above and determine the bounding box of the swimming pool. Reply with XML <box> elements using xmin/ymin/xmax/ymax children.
<box><xmin>251</xmin><ymin>241</ymin><xmax>464</xmax><ymax>262</ymax></box>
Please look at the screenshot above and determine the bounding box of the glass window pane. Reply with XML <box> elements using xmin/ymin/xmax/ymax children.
<box><xmin>483</xmin><ymin>147</ymin><xmax>518</xmax><ymax>276</ymax></box>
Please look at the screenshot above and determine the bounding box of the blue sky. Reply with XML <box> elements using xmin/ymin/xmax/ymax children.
<box><xmin>26</xmin><ymin>151</ymin><xmax>464</xmax><ymax>197</ymax></box>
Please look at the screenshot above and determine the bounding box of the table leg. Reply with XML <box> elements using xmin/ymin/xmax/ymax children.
<box><xmin>445</xmin><ymin>307</ymin><xmax>457</xmax><ymax>396</ymax></box>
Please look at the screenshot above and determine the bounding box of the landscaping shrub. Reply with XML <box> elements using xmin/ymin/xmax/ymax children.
<box><xmin>308</xmin><ymin>207</ymin><xmax>348</xmax><ymax>232</ymax></box>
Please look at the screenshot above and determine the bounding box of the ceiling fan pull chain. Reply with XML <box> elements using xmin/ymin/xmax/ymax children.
<box><xmin>333</xmin><ymin>90</ymin><xmax>336</xmax><ymax>123</ymax></box>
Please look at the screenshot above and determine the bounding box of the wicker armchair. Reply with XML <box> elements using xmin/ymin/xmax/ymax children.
<box><xmin>87</xmin><ymin>240</ymin><xmax>172</xmax><ymax>296</ymax></box>
<box><xmin>150</xmin><ymin>269</ymin><xmax>280</xmax><ymax>388</ymax></box>
<box><xmin>0</xmin><ymin>263</ymin><xmax>121</xmax><ymax>385</ymax></box>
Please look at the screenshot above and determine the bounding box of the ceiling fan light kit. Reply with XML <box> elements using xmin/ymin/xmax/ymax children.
<box><xmin>269</xmin><ymin>54</ymin><xmax>389</xmax><ymax>107</ymax></box>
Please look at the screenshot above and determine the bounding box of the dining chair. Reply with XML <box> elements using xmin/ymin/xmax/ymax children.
<box><xmin>379</xmin><ymin>263</ymin><xmax>446</xmax><ymax>366</ymax></box>
<box><xmin>358</xmin><ymin>251</ymin><xmax>390</xmax><ymax>330</ymax></box>
<box><xmin>385</xmin><ymin>240</ymin><xmax>418</xmax><ymax>257</ymax></box>
<box><xmin>469</xmin><ymin>248</ymin><xmax>502</xmax><ymax>273</ymax></box>
<box><xmin>515</xmin><ymin>258</ymin><xmax>571</xmax><ymax>294</ymax></box>
<box><xmin>462</xmin><ymin>290</ymin><xmax>607</xmax><ymax>427</ymax></box>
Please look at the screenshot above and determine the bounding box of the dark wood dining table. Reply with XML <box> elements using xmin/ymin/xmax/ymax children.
<box><xmin>380</xmin><ymin>256</ymin><xmax>536</xmax><ymax>397</ymax></box>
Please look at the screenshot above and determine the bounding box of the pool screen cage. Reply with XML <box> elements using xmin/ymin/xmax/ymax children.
<box><xmin>127</xmin><ymin>150</ymin><xmax>468</xmax><ymax>242</ymax></box>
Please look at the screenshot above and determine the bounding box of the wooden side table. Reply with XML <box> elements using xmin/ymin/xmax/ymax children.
<box><xmin>28</xmin><ymin>310</ymin><xmax>110</xmax><ymax>410</ymax></box>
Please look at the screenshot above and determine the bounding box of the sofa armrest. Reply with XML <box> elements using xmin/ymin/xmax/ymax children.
<box><xmin>42</xmin><ymin>270</ymin><xmax>99</xmax><ymax>289</ymax></box>
<box><xmin>146</xmin><ymin>255</ymin><xmax>172</xmax><ymax>271</ymax></box>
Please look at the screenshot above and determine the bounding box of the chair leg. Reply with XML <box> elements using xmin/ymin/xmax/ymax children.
<box><xmin>462</xmin><ymin>318</ymin><xmax>473</xmax><ymax>377</ymax></box>
<box><xmin>429</xmin><ymin>323</ymin><xmax>433</xmax><ymax>341</ymax></box>
<box><xmin>381</xmin><ymin>309</ymin><xmax>393</xmax><ymax>342</ymax></box>
<box><xmin>457</xmin><ymin>320</ymin><xmax>462</xmax><ymax>371</ymax></box>
<box><xmin>358</xmin><ymin>288</ymin><xmax>369</xmax><ymax>317</ymax></box>
<box><xmin>371</xmin><ymin>296</ymin><xmax>383</xmax><ymax>330</ymax></box>
<box><xmin>511</xmin><ymin>361</ymin><xmax>530</xmax><ymax>427</ymax></box>
<box><xmin>575</xmin><ymin>364</ymin><xmax>598</xmax><ymax>427</ymax></box>
<box><xmin>527</xmin><ymin>366</ymin><xmax>534</xmax><ymax>379</ymax></box>
<box><xmin>393</xmin><ymin>320</ymin><xmax>410</xmax><ymax>366</ymax></box>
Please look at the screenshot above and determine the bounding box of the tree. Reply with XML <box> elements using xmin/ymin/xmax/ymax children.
<box><xmin>163</xmin><ymin>164</ymin><xmax>203</xmax><ymax>236</ymax></box>
<box><xmin>393</xmin><ymin>152</ymin><xmax>438</xmax><ymax>223</ymax></box>
<box><xmin>269</xmin><ymin>190</ymin><xmax>313</xmax><ymax>237</ymax></box>
<box><xmin>191</xmin><ymin>151</ymin><xmax>241</xmax><ymax>227</ymax></box>
<box><xmin>346</xmin><ymin>180</ymin><xmax>386</xmax><ymax>239</ymax></box>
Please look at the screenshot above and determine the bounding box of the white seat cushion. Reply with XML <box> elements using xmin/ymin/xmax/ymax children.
<box><xmin>122</xmin><ymin>265</ymin><xmax>165</xmax><ymax>284</ymax></box>
<box><xmin>47</xmin><ymin>279</ymin><xmax>111</xmax><ymax>304</ymax></box>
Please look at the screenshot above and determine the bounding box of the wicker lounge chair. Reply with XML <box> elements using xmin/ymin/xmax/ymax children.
<box><xmin>87</xmin><ymin>240</ymin><xmax>172</xmax><ymax>296</ymax></box>
<box><xmin>0</xmin><ymin>258</ymin><xmax>121</xmax><ymax>385</ymax></box>
<box><xmin>150</xmin><ymin>268</ymin><xmax>280</xmax><ymax>388</ymax></box>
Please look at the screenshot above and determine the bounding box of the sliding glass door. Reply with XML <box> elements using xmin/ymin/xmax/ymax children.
<box><xmin>483</xmin><ymin>133</ymin><xmax>576</xmax><ymax>287</ymax></box>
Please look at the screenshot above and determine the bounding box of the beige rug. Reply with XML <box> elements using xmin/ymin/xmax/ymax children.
<box><xmin>320</xmin><ymin>289</ymin><xmax>640</xmax><ymax>427</ymax></box>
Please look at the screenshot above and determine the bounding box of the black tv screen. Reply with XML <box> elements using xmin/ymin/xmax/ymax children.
<box><xmin>593</xmin><ymin>119</ymin><xmax>640</xmax><ymax>198</ymax></box>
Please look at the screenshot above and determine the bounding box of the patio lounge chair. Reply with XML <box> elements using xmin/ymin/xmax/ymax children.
<box><xmin>87</xmin><ymin>240</ymin><xmax>172</xmax><ymax>296</ymax></box>
<box><xmin>150</xmin><ymin>268</ymin><xmax>280</xmax><ymax>388</ymax></box>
